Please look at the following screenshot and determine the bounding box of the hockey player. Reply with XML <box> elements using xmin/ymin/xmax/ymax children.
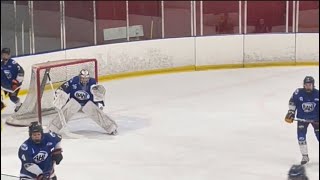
<box><xmin>285</xmin><ymin>76</ymin><xmax>319</xmax><ymax>165</ymax></box>
<box><xmin>19</xmin><ymin>122</ymin><xmax>63</xmax><ymax>180</ymax></box>
<box><xmin>1</xmin><ymin>48</ymin><xmax>24</xmax><ymax>112</ymax></box>
<box><xmin>47</xmin><ymin>69</ymin><xmax>117</xmax><ymax>135</ymax></box>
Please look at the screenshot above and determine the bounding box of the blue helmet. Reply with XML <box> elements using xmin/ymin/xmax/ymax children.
<box><xmin>303</xmin><ymin>76</ymin><xmax>314</xmax><ymax>86</ymax></box>
<box><xmin>288</xmin><ymin>165</ymin><xmax>308</xmax><ymax>180</ymax></box>
<box><xmin>28</xmin><ymin>121</ymin><xmax>43</xmax><ymax>137</ymax></box>
<box><xmin>1</xmin><ymin>47</ymin><xmax>10</xmax><ymax>55</ymax></box>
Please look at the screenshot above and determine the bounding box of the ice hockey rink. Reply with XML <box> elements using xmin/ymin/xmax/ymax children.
<box><xmin>1</xmin><ymin>66</ymin><xmax>319</xmax><ymax>180</ymax></box>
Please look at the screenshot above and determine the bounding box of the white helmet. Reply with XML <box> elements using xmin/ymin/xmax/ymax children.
<box><xmin>79</xmin><ymin>69</ymin><xmax>90</xmax><ymax>85</ymax></box>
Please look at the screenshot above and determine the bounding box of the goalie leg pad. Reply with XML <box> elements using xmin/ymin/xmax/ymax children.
<box><xmin>48</xmin><ymin>98</ymin><xmax>81</xmax><ymax>133</ymax></box>
<box><xmin>82</xmin><ymin>101</ymin><xmax>117</xmax><ymax>134</ymax></box>
<box><xmin>53</xmin><ymin>89</ymin><xmax>70</xmax><ymax>109</ymax></box>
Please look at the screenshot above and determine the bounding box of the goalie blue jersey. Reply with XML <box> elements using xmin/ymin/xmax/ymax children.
<box><xmin>18</xmin><ymin>132</ymin><xmax>62</xmax><ymax>178</ymax></box>
<box><xmin>58</xmin><ymin>76</ymin><xmax>97</xmax><ymax>106</ymax></box>
<box><xmin>1</xmin><ymin>58</ymin><xmax>24</xmax><ymax>89</ymax></box>
<box><xmin>290</xmin><ymin>88</ymin><xmax>319</xmax><ymax>121</ymax></box>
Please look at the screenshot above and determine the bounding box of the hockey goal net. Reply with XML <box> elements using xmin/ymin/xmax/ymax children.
<box><xmin>6</xmin><ymin>59</ymin><xmax>98</xmax><ymax>127</ymax></box>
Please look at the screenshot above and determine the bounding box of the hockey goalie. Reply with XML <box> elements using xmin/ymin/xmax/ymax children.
<box><xmin>47</xmin><ymin>69</ymin><xmax>118</xmax><ymax>136</ymax></box>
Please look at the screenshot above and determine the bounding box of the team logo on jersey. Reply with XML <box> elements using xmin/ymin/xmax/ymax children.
<box><xmin>33</xmin><ymin>151</ymin><xmax>48</xmax><ymax>163</ymax></box>
<box><xmin>20</xmin><ymin>143</ymin><xmax>28</xmax><ymax>151</ymax></box>
<box><xmin>315</xmin><ymin>98</ymin><xmax>319</xmax><ymax>101</ymax></box>
<box><xmin>299</xmin><ymin>97</ymin><xmax>303</xmax><ymax>101</ymax></box>
<box><xmin>74</xmin><ymin>90</ymin><xmax>90</xmax><ymax>100</ymax></box>
<box><xmin>302</xmin><ymin>102</ymin><xmax>316</xmax><ymax>112</ymax></box>
<box><xmin>72</xmin><ymin>84</ymin><xmax>77</xmax><ymax>89</ymax></box>
<box><xmin>46</xmin><ymin>142</ymin><xmax>53</xmax><ymax>146</ymax></box>
<box><xmin>50</xmin><ymin>132</ymin><xmax>56</xmax><ymax>137</ymax></box>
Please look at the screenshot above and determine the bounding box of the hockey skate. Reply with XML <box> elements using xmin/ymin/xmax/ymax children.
<box><xmin>301</xmin><ymin>155</ymin><xmax>309</xmax><ymax>165</ymax></box>
<box><xmin>109</xmin><ymin>129</ymin><xmax>118</xmax><ymax>135</ymax></box>
<box><xmin>1</xmin><ymin>101</ymin><xmax>6</xmax><ymax>111</ymax></box>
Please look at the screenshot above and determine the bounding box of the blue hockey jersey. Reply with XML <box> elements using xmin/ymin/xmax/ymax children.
<box><xmin>290</xmin><ymin>88</ymin><xmax>319</xmax><ymax>121</ymax></box>
<box><xmin>58</xmin><ymin>76</ymin><xmax>101</xmax><ymax>106</ymax></box>
<box><xmin>18</xmin><ymin>132</ymin><xmax>62</xmax><ymax>178</ymax></box>
<box><xmin>1</xmin><ymin>58</ymin><xmax>24</xmax><ymax>89</ymax></box>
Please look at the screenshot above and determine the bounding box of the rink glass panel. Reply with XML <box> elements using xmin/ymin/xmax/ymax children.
<box><xmin>163</xmin><ymin>1</ymin><xmax>191</xmax><ymax>38</ymax></box>
<box><xmin>96</xmin><ymin>1</ymin><xmax>127</xmax><ymax>44</ymax></box>
<box><xmin>1</xmin><ymin>1</ymin><xmax>15</xmax><ymax>56</ymax></box>
<box><xmin>16</xmin><ymin>1</ymin><xmax>31</xmax><ymax>56</ymax></box>
<box><xmin>128</xmin><ymin>1</ymin><xmax>162</xmax><ymax>41</ymax></box>
<box><xmin>65</xmin><ymin>1</ymin><xmax>94</xmax><ymax>49</ymax></box>
<box><xmin>298</xmin><ymin>1</ymin><xmax>319</xmax><ymax>33</ymax></box>
<box><xmin>246</xmin><ymin>1</ymin><xmax>287</xmax><ymax>34</ymax></box>
<box><xmin>195</xmin><ymin>1</ymin><xmax>201</xmax><ymax>36</ymax></box>
<box><xmin>34</xmin><ymin>1</ymin><xmax>61</xmax><ymax>53</ymax></box>
<box><xmin>202</xmin><ymin>1</ymin><xmax>239</xmax><ymax>35</ymax></box>
<box><xmin>1</xmin><ymin>1</ymin><xmax>319</xmax><ymax>56</ymax></box>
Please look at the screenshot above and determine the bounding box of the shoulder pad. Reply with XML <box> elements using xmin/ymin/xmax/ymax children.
<box><xmin>48</xmin><ymin>131</ymin><xmax>62</xmax><ymax>140</ymax></box>
<box><xmin>20</xmin><ymin>143</ymin><xmax>28</xmax><ymax>151</ymax></box>
<box><xmin>90</xmin><ymin>77</ymin><xmax>97</xmax><ymax>84</ymax></box>
<box><xmin>72</xmin><ymin>76</ymin><xmax>80</xmax><ymax>83</ymax></box>
<box><xmin>294</xmin><ymin>88</ymin><xmax>302</xmax><ymax>95</ymax></box>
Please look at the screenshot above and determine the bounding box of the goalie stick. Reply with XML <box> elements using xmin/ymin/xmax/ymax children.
<box><xmin>46</xmin><ymin>71</ymin><xmax>83</xmax><ymax>139</ymax></box>
<box><xmin>1</xmin><ymin>85</ymin><xmax>21</xmax><ymax>93</ymax></box>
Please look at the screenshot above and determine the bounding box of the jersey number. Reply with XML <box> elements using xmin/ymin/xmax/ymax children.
<box><xmin>4</xmin><ymin>70</ymin><xmax>12</xmax><ymax>79</ymax></box>
<box><xmin>21</xmin><ymin>154</ymin><xmax>26</xmax><ymax>161</ymax></box>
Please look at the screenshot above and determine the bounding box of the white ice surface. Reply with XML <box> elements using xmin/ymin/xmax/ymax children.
<box><xmin>1</xmin><ymin>66</ymin><xmax>319</xmax><ymax>180</ymax></box>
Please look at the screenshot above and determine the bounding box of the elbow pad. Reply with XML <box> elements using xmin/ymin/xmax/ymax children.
<box><xmin>24</xmin><ymin>163</ymin><xmax>43</xmax><ymax>176</ymax></box>
<box><xmin>289</xmin><ymin>101</ymin><xmax>296</xmax><ymax>111</ymax></box>
<box><xmin>16</xmin><ymin>74</ymin><xmax>24</xmax><ymax>83</ymax></box>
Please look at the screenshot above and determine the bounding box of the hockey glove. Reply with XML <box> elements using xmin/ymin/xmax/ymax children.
<box><xmin>11</xmin><ymin>79</ymin><xmax>19</xmax><ymax>91</ymax></box>
<box><xmin>52</xmin><ymin>148</ymin><xmax>63</xmax><ymax>165</ymax></box>
<box><xmin>285</xmin><ymin>110</ymin><xmax>295</xmax><ymax>123</ymax></box>
<box><xmin>37</xmin><ymin>174</ymin><xmax>50</xmax><ymax>180</ymax></box>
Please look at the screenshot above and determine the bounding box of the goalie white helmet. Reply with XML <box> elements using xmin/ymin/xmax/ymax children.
<box><xmin>79</xmin><ymin>69</ymin><xmax>90</xmax><ymax>85</ymax></box>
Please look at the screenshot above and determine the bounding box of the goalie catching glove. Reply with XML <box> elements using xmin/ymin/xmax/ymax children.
<box><xmin>90</xmin><ymin>84</ymin><xmax>106</xmax><ymax>102</ymax></box>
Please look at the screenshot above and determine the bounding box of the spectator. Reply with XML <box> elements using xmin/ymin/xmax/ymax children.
<box><xmin>254</xmin><ymin>18</ymin><xmax>270</xmax><ymax>33</ymax></box>
<box><xmin>216</xmin><ymin>13</ymin><xmax>234</xmax><ymax>34</ymax></box>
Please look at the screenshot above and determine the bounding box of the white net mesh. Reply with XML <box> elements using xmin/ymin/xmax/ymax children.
<box><xmin>6</xmin><ymin>59</ymin><xmax>97</xmax><ymax>126</ymax></box>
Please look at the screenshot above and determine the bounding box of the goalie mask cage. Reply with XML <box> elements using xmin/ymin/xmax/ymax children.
<box><xmin>6</xmin><ymin>59</ymin><xmax>98</xmax><ymax>127</ymax></box>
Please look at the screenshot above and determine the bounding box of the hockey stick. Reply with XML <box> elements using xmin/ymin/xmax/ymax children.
<box><xmin>294</xmin><ymin>118</ymin><xmax>319</xmax><ymax>124</ymax></box>
<box><xmin>46</xmin><ymin>72</ymin><xmax>83</xmax><ymax>139</ymax></box>
<box><xmin>1</xmin><ymin>173</ymin><xmax>19</xmax><ymax>178</ymax></box>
